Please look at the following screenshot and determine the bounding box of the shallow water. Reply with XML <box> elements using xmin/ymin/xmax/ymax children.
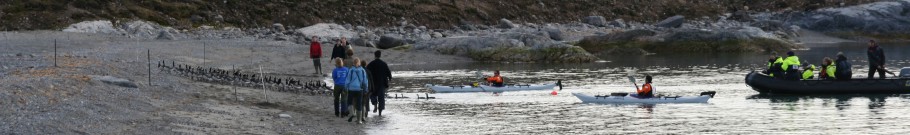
<box><xmin>365</xmin><ymin>43</ymin><xmax>910</xmax><ymax>134</ymax></box>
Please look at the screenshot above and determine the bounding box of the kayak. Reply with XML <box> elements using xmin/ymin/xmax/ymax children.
<box><xmin>572</xmin><ymin>92</ymin><xmax>715</xmax><ymax>104</ymax></box>
<box><xmin>427</xmin><ymin>81</ymin><xmax>562</xmax><ymax>93</ymax></box>
<box><xmin>744</xmin><ymin>71</ymin><xmax>910</xmax><ymax>94</ymax></box>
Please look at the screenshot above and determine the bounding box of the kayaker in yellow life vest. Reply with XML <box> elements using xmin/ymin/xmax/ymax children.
<box><xmin>764</xmin><ymin>51</ymin><xmax>785</xmax><ymax>78</ymax></box>
<box><xmin>801</xmin><ymin>62</ymin><xmax>816</xmax><ymax>80</ymax></box>
<box><xmin>781</xmin><ymin>51</ymin><xmax>801</xmax><ymax>80</ymax></box>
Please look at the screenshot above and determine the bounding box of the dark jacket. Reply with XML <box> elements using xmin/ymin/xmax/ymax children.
<box><xmin>835</xmin><ymin>55</ymin><xmax>852</xmax><ymax>80</ymax></box>
<box><xmin>867</xmin><ymin>45</ymin><xmax>885</xmax><ymax>66</ymax></box>
<box><xmin>366</xmin><ymin>59</ymin><xmax>392</xmax><ymax>90</ymax></box>
<box><xmin>331</xmin><ymin>44</ymin><xmax>347</xmax><ymax>59</ymax></box>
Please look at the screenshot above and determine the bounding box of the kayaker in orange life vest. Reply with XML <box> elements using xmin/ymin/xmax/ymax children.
<box><xmin>484</xmin><ymin>70</ymin><xmax>505</xmax><ymax>87</ymax></box>
<box><xmin>632</xmin><ymin>75</ymin><xmax>655</xmax><ymax>98</ymax></box>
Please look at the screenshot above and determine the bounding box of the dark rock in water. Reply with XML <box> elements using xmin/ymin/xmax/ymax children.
<box><xmin>498</xmin><ymin>18</ymin><xmax>518</xmax><ymax>29</ymax></box>
<box><xmin>582</xmin><ymin>16</ymin><xmax>607</xmax><ymax>27</ymax></box>
<box><xmin>377</xmin><ymin>35</ymin><xmax>408</xmax><ymax>49</ymax></box>
<box><xmin>92</xmin><ymin>75</ymin><xmax>138</xmax><ymax>88</ymax></box>
<box><xmin>655</xmin><ymin>15</ymin><xmax>685</xmax><ymax>28</ymax></box>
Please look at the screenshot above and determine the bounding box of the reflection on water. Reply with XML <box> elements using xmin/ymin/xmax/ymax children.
<box><xmin>366</xmin><ymin>43</ymin><xmax>910</xmax><ymax>134</ymax></box>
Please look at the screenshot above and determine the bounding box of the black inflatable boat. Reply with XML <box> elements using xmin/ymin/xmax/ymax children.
<box><xmin>744</xmin><ymin>71</ymin><xmax>910</xmax><ymax>94</ymax></box>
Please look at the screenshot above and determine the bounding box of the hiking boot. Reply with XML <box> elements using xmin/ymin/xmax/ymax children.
<box><xmin>347</xmin><ymin>116</ymin><xmax>353</xmax><ymax>122</ymax></box>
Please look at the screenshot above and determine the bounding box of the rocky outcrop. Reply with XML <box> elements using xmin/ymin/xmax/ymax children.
<box><xmin>377</xmin><ymin>35</ymin><xmax>409</xmax><ymax>49</ymax></box>
<box><xmin>779</xmin><ymin>0</ymin><xmax>910</xmax><ymax>38</ymax></box>
<box><xmin>582</xmin><ymin>16</ymin><xmax>608</xmax><ymax>27</ymax></box>
<box><xmin>413</xmin><ymin>33</ymin><xmax>598</xmax><ymax>62</ymax></box>
<box><xmin>655</xmin><ymin>15</ymin><xmax>685</xmax><ymax>28</ymax></box>
<box><xmin>498</xmin><ymin>18</ymin><xmax>518</xmax><ymax>29</ymax></box>
<box><xmin>294</xmin><ymin>23</ymin><xmax>356</xmax><ymax>40</ymax></box>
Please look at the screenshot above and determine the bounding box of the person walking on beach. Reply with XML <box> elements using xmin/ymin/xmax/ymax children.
<box><xmin>332</xmin><ymin>37</ymin><xmax>348</xmax><ymax>60</ymax></box>
<box><xmin>331</xmin><ymin>59</ymin><xmax>349</xmax><ymax>117</ymax></box>
<box><xmin>367</xmin><ymin>50</ymin><xmax>392</xmax><ymax>116</ymax></box>
<box><xmin>310</xmin><ymin>36</ymin><xmax>324</xmax><ymax>75</ymax></box>
<box><xmin>345</xmin><ymin>57</ymin><xmax>369</xmax><ymax>123</ymax></box>
<box><xmin>360</xmin><ymin>60</ymin><xmax>373</xmax><ymax>118</ymax></box>
<box><xmin>867</xmin><ymin>40</ymin><xmax>887</xmax><ymax>79</ymax></box>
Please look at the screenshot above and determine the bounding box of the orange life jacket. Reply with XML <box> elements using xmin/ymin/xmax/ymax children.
<box><xmin>486</xmin><ymin>75</ymin><xmax>503</xmax><ymax>84</ymax></box>
<box><xmin>638</xmin><ymin>83</ymin><xmax>653</xmax><ymax>97</ymax></box>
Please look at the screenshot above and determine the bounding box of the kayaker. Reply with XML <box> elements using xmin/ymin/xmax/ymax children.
<box><xmin>367</xmin><ymin>50</ymin><xmax>392</xmax><ymax>116</ymax></box>
<box><xmin>801</xmin><ymin>62</ymin><xmax>816</xmax><ymax>80</ymax></box>
<box><xmin>835</xmin><ymin>52</ymin><xmax>853</xmax><ymax>80</ymax></box>
<box><xmin>782</xmin><ymin>51</ymin><xmax>801</xmax><ymax>80</ymax></box>
<box><xmin>819</xmin><ymin>57</ymin><xmax>836</xmax><ymax>80</ymax></box>
<box><xmin>764</xmin><ymin>51</ymin><xmax>785</xmax><ymax>78</ymax></box>
<box><xmin>331</xmin><ymin>58</ymin><xmax>349</xmax><ymax>117</ymax></box>
<box><xmin>633</xmin><ymin>75</ymin><xmax>654</xmax><ymax>98</ymax></box>
<box><xmin>485</xmin><ymin>70</ymin><xmax>505</xmax><ymax>87</ymax></box>
<box><xmin>345</xmin><ymin>57</ymin><xmax>369</xmax><ymax>123</ymax></box>
<box><xmin>867</xmin><ymin>40</ymin><xmax>886</xmax><ymax>79</ymax></box>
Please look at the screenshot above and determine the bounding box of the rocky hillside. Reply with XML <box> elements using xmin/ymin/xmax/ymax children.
<box><xmin>0</xmin><ymin>0</ymin><xmax>876</xmax><ymax>30</ymax></box>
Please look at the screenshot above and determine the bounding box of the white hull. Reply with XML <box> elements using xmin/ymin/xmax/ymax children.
<box><xmin>428</xmin><ymin>83</ymin><xmax>558</xmax><ymax>93</ymax></box>
<box><xmin>572</xmin><ymin>93</ymin><xmax>710</xmax><ymax>104</ymax></box>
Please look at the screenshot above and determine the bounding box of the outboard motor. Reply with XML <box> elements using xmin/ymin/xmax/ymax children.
<box><xmin>699</xmin><ymin>91</ymin><xmax>717</xmax><ymax>98</ymax></box>
<box><xmin>900</xmin><ymin>67</ymin><xmax>910</xmax><ymax>78</ymax></box>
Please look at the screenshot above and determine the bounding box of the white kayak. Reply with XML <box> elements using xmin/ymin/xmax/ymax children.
<box><xmin>572</xmin><ymin>91</ymin><xmax>715</xmax><ymax>104</ymax></box>
<box><xmin>427</xmin><ymin>81</ymin><xmax>562</xmax><ymax>93</ymax></box>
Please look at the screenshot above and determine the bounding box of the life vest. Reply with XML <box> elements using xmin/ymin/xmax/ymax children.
<box><xmin>769</xmin><ymin>57</ymin><xmax>784</xmax><ymax>77</ymax></box>
<box><xmin>782</xmin><ymin>56</ymin><xmax>800</xmax><ymax>71</ymax></box>
<box><xmin>486</xmin><ymin>75</ymin><xmax>503</xmax><ymax>86</ymax></box>
<box><xmin>826</xmin><ymin>64</ymin><xmax>837</xmax><ymax>79</ymax></box>
<box><xmin>802</xmin><ymin>64</ymin><xmax>816</xmax><ymax>79</ymax></box>
<box><xmin>638</xmin><ymin>83</ymin><xmax>653</xmax><ymax>97</ymax></box>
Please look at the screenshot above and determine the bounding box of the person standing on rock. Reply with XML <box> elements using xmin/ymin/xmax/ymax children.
<box><xmin>867</xmin><ymin>40</ymin><xmax>887</xmax><ymax>79</ymax></box>
<box><xmin>332</xmin><ymin>37</ymin><xmax>348</xmax><ymax>60</ymax></box>
<box><xmin>367</xmin><ymin>50</ymin><xmax>392</xmax><ymax>116</ymax></box>
<box><xmin>345</xmin><ymin>57</ymin><xmax>369</xmax><ymax>123</ymax></box>
<box><xmin>310</xmin><ymin>36</ymin><xmax>324</xmax><ymax>75</ymax></box>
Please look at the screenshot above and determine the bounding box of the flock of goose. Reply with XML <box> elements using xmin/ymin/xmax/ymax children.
<box><xmin>157</xmin><ymin>60</ymin><xmax>331</xmax><ymax>95</ymax></box>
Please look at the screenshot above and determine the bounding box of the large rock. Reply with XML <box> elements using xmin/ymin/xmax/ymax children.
<box><xmin>655</xmin><ymin>15</ymin><xmax>685</xmax><ymax>28</ymax></box>
<box><xmin>272</xmin><ymin>23</ymin><xmax>286</xmax><ymax>32</ymax></box>
<box><xmin>351</xmin><ymin>37</ymin><xmax>376</xmax><ymax>48</ymax></box>
<box><xmin>91</xmin><ymin>75</ymin><xmax>138</xmax><ymax>88</ymax></box>
<box><xmin>156</xmin><ymin>29</ymin><xmax>177</xmax><ymax>40</ymax></box>
<box><xmin>498</xmin><ymin>18</ymin><xmax>518</xmax><ymax>29</ymax></box>
<box><xmin>413</xmin><ymin>33</ymin><xmax>597</xmax><ymax>62</ymax></box>
<box><xmin>62</xmin><ymin>20</ymin><xmax>121</xmax><ymax>34</ymax></box>
<box><xmin>544</xmin><ymin>27</ymin><xmax>564</xmax><ymax>41</ymax></box>
<box><xmin>294</xmin><ymin>23</ymin><xmax>356</xmax><ymax>39</ymax></box>
<box><xmin>609</xmin><ymin>19</ymin><xmax>627</xmax><ymax>28</ymax></box>
<box><xmin>784</xmin><ymin>0</ymin><xmax>910</xmax><ymax>35</ymax></box>
<box><xmin>377</xmin><ymin>35</ymin><xmax>408</xmax><ymax>49</ymax></box>
<box><xmin>582</xmin><ymin>16</ymin><xmax>608</xmax><ymax>27</ymax></box>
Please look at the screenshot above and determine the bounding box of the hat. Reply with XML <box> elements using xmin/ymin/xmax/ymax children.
<box><xmin>786</xmin><ymin>51</ymin><xmax>795</xmax><ymax>56</ymax></box>
<box><xmin>836</xmin><ymin>52</ymin><xmax>844</xmax><ymax>56</ymax></box>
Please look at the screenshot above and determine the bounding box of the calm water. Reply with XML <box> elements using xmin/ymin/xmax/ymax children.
<box><xmin>365</xmin><ymin>43</ymin><xmax>910</xmax><ymax>134</ymax></box>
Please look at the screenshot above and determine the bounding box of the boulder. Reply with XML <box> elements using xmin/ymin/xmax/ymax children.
<box><xmin>294</xmin><ymin>23</ymin><xmax>356</xmax><ymax>39</ymax></box>
<box><xmin>351</xmin><ymin>37</ymin><xmax>376</xmax><ymax>48</ymax></box>
<box><xmin>272</xmin><ymin>23</ymin><xmax>286</xmax><ymax>32</ymax></box>
<box><xmin>377</xmin><ymin>35</ymin><xmax>408</xmax><ymax>49</ymax></box>
<box><xmin>544</xmin><ymin>27</ymin><xmax>564</xmax><ymax>41</ymax></box>
<box><xmin>582</xmin><ymin>16</ymin><xmax>608</xmax><ymax>27</ymax></box>
<box><xmin>62</xmin><ymin>20</ymin><xmax>120</xmax><ymax>34</ymax></box>
<box><xmin>655</xmin><ymin>15</ymin><xmax>685</xmax><ymax>28</ymax></box>
<box><xmin>498</xmin><ymin>18</ymin><xmax>518</xmax><ymax>29</ymax></box>
<box><xmin>609</xmin><ymin>19</ymin><xmax>627</xmax><ymax>28</ymax></box>
<box><xmin>156</xmin><ymin>29</ymin><xmax>177</xmax><ymax>40</ymax></box>
<box><xmin>91</xmin><ymin>75</ymin><xmax>138</xmax><ymax>88</ymax></box>
<box><xmin>431</xmin><ymin>32</ymin><xmax>444</xmax><ymax>38</ymax></box>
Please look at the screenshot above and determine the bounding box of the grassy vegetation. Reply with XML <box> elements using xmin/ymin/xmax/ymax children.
<box><xmin>0</xmin><ymin>0</ymin><xmax>876</xmax><ymax>30</ymax></box>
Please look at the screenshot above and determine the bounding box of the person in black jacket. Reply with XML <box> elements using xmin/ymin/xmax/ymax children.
<box><xmin>331</xmin><ymin>37</ymin><xmax>348</xmax><ymax>60</ymax></box>
<box><xmin>867</xmin><ymin>40</ymin><xmax>886</xmax><ymax>79</ymax></box>
<box><xmin>835</xmin><ymin>52</ymin><xmax>852</xmax><ymax>80</ymax></box>
<box><xmin>366</xmin><ymin>50</ymin><xmax>392</xmax><ymax>116</ymax></box>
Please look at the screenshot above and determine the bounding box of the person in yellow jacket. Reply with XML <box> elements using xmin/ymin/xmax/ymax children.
<box><xmin>801</xmin><ymin>63</ymin><xmax>816</xmax><ymax>80</ymax></box>
<box><xmin>764</xmin><ymin>51</ymin><xmax>785</xmax><ymax>78</ymax></box>
<box><xmin>819</xmin><ymin>57</ymin><xmax>837</xmax><ymax>80</ymax></box>
<box><xmin>782</xmin><ymin>51</ymin><xmax>801</xmax><ymax>80</ymax></box>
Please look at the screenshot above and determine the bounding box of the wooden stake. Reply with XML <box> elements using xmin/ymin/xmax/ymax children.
<box><xmin>148</xmin><ymin>49</ymin><xmax>151</xmax><ymax>86</ymax></box>
<box><xmin>54</xmin><ymin>39</ymin><xmax>57</xmax><ymax>67</ymax></box>
<box><xmin>260</xmin><ymin>65</ymin><xmax>267</xmax><ymax>103</ymax></box>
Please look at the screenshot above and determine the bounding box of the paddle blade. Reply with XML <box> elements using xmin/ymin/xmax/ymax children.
<box><xmin>627</xmin><ymin>76</ymin><xmax>636</xmax><ymax>83</ymax></box>
<box><xmin>551</xmin><ymin>90</ymin><xmax>558</xmax><ymax>96</ymax></box>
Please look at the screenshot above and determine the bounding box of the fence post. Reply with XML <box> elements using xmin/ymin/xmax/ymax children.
<box><xmin>54</xmin><ymin>39</ymin><xmax>57</xmax><ymax>67</ymax></box>
<box><xmin>148</xmin><ymin>49</ymin><xmax>151</xmax><ymax>86</ymax></box>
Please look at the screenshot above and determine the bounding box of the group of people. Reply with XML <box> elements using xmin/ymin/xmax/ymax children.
<box><xmin>764</xmin><ymin>40</ymin><xmax>888</xmax><ymax>80</ymax></box>
<box><xmin>310</xmin><ymin>36</ymin><xmax>392</xmax><ymax>124</ymax></box>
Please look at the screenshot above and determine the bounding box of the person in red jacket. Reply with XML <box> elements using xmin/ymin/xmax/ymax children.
<box><xmin>310</xmin><ymin>36</ymin><xmax>323</xmax><ymax>75</ymax></box>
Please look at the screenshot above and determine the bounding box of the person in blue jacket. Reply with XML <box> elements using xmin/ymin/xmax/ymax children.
<box><xmin>345</xmin><ymin>57</ymin><xmax>369</xmax><ymax>124</ymax></box>
<box><xmin>331</xmin><ymin>59</ymin><xmax>348</xmax><ymax>117</ymax></box>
